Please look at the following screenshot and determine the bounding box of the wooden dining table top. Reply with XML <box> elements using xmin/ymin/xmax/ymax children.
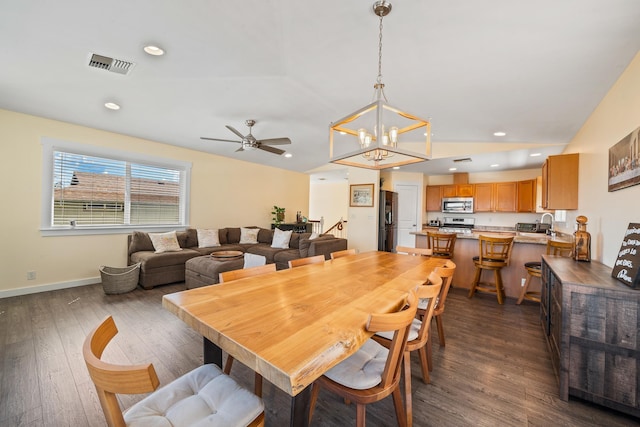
<box><xmin>162</xmin><ymin>251</ymin><xmax>447</xmax><ymax>396</ymax></box>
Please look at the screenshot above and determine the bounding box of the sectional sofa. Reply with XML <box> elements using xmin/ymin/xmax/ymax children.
<box><xmin>127</xmin><ymin>227</ymin><xmax>348</xmax><ymax>289</ymax></box>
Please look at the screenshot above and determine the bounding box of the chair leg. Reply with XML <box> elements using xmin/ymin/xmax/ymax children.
<box><xmin>254</xmin><ymin>373</ymin><xmax>263</xmax><ymax>397</ymax></box>
<box><xmin>435</xmin><ymin>314</ymin><xmax>445</xmax><ymax>347</ymax></box>
<box><xmin>417</xmin><ymin>346</ymin><xmax>430</xmax><ymax>384</ymax></box>
<box><xmin>468</xmin><ymin>266</ymin><xmax>482</xmax><ymax>299</ymax></box>
<box><xmin>223</xmin><ymin>356</ymin><xmax>234</xmax><ymax>374</ymax></box>
<box><xmin>402</xmin><ymin>350</ymin><xmax>413</xmax><ymax>426</ymax></box>
<box><xmin>426</xmin><ymin>334</ymin><xmax>433</xmax><ymax>372</ymax></box>
<box><xmin>494</xmin><ymin>268</ymin><xmax>504</xmax><ymax>304</ymax></box>
<box><xmin>393</xmin><ymin>383</ymin><xmax>408</xmax><ymax>427</ymax></box>
<box><xmin>308</xmin><ymin>383</ymin><xmax>320</xmax><ymax>424</ymax></box>
<box><xmin>516</xmin><ymin>274</ymin><xmax>533</xmax><ymax>305</ymax></box>
<box><xmin>356</xmin><ymin>403</ymin><xmax>367</xmax><ymax>427</ymax></box>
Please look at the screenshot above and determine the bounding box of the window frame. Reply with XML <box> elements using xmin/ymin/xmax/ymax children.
<box><xmin>41</xmin><ymin>137</ymin><xmax>191</xmax><ymax>236</ymax></box>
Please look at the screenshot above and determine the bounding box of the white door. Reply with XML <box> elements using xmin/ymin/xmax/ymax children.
<box><xmin>395</xmin><ymin>184</ymin><xmax>419</xmax><ymax>248</ymax></box>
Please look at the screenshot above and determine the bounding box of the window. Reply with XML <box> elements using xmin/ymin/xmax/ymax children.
<box><xmin>41</xmin><ymin>138</ymin><xmax>191</xmax><ymax>235</ymax></box>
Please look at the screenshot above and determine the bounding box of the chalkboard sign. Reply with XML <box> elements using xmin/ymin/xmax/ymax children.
<box><xmin>612</xmin><ymin>223</ymin><xmax>640</xmax><ymax>289</ymax></box>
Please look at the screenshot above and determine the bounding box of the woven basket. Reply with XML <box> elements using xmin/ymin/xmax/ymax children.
<box><xmin>100</xmin><ymin>263</ymin><xmax>141</xmax><ymax>295</ymax></box>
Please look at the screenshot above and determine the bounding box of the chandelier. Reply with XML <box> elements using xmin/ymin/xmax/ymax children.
<box><xmin>329</xmin><ymin>1</ymin><xmax>431</xmax><ymax>170</ymax></box>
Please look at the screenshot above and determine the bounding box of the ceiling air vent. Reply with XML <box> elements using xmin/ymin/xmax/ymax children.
<box><xmin>88</xmin><ymin>53</ymin><xmax>135</xmax><ymax>75</ymax></box>
<box><xmin>453</xmin><ymin>157</ymin><xmax>472</xmax><ymax>163</ymax></box>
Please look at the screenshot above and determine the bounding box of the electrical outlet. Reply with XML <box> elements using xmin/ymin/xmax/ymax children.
<box><xmin>521</xmin><ymin>277</ymin><xmax>526</xmax><ymax>287</ymax></box>
<box><xmin>27</xmin><ymin>271</ymin><xmax>36</xmax><ymax>280</ymax></box>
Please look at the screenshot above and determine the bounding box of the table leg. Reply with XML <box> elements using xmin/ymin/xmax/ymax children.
<box><xmin>290</xmin><ymin>385</ymin><xmax>311</xmax><ymax>427</ymax></box>
<box><xmin>203</xmin><ymin>337</ymin><xmax>222</xmax><ymax>367</ymax></box>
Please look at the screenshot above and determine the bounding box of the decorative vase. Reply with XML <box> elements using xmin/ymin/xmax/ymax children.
<box><xmin>574</xmin><ymin>215</ymin><xmax>591</xmax><ymax>262</ymax></box>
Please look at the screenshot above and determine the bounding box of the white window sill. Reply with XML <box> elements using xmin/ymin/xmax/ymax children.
<box><xmin>40</xmin><ymin>225</ymin><xmax>189</xmax><ymax>237</ymax></box>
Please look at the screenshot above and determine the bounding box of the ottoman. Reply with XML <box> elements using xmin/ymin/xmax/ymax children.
<box><xmin>185</xmin><ymin>255</ymin><xmax>245</xmax><ymax>289</ymax></box>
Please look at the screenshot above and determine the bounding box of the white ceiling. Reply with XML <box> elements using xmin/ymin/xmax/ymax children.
<box><xmin>2</xmin><ymin>1</ymin><xmax>639</xmax><ymax>177</ymax></box>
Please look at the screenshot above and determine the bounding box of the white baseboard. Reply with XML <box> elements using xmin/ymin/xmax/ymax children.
<box><xmin>0</xmin><ymin>277</ymin><xmax>100</xmax><ymax>299</ymax></box>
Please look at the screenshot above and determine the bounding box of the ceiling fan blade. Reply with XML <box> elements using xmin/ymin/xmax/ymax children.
<box><xmin>200</xmin><ymin>137</ymin><xmax>241</xmax><ymax>143</ymax></box>
<box><xmin>257</xmin><ymin>137</ymin><xmax>291</xmax><ymax>146</ymax></box>
<box><xmin>226</xmin><ymin>125</ymin><xmax>246</xmax><ymax>139</ymax></box>
<box><xmin>257</xmin><ymin>144</ymin><xmax>285</xmax><ymax>155</ymax></box>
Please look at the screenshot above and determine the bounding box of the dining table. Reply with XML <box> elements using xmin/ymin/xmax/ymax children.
<box><xmin>162</xmin><ymin>250</ymin><xmax>447</xmax><ymax>426</ymax></box>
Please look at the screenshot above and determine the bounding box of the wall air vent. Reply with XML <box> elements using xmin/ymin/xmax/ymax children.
<box><xmin>88</xmin><ymin>53</ymin><xmax>135</xmax><ymax>75</ymax></box>
<box><xmin>453</xmin><ymin>157</ymin><xmax>472</xmax><ymax>163</ymax></box>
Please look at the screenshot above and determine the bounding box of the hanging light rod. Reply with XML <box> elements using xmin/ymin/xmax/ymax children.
<box><xmin>329</xmin><ymin>1</ymin><xmax>431</xmax><ymax>170</ymax></box>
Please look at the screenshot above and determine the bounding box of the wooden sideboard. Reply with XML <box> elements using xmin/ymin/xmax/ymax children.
<box><xmin>540</xmin><ymin>255</ymin><xmax>640</xmax><ymax>417</ymax></box>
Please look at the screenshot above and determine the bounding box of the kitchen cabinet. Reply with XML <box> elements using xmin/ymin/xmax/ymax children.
<box><xmin>494</xmin><ymin>182</ymin><xmax>517</xmax><ymax>212</ymax></box>
<box><xmin>541</xmin><ymin>256</ymin><xmax>640</xmax><ymax>417</ymax></box>
<box><xmin>425</xmin><ymin>185</ymin><xmax>442</xmax><ymax>211</ymax></box>
<box><xmin>517</xmin><ymin>179</ymin><xmax>536</xmax><ymax>212</ymax></box>
<box><xmin>473</xmin><ymin>183</ymin><xmax>494</xmax><ymax>212</ymax></box>
<box><xmin>441</xmin><ymin>184</ymin><xmax>473</xmax><ymax>198</ymax></box>
<box><xmin>542</xmin><ymin>153</ymin><xmax>579</xmax><ymax>210</ymax></box>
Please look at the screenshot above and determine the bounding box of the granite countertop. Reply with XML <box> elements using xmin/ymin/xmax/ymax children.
<box><xmin>412</xmin><ymin>227</ymin><xmax>573</xmax><ymax>245</ymax></box>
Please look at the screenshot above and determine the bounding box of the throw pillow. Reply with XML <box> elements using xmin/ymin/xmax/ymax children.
<box><xmin>197</xmin><ymin>228</ymin><xmax>221</xmax><ymax>248</ymax></box>
<box><xmin>239</xmin><ymin>227</ymin><xmax>259</xmax><ymax>244</ymax></box>
<box><xmin>271</xmin><ymin>228</ymin><xmax>293</xmax><ymax>249</ymax></box>
<box><xmin>149</xmin><ymin>231</ymin><xmax>182</xmax><ymax>253</ymax></box>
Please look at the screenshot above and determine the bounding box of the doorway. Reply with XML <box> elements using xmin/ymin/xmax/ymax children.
<box><xmin>395</xmin><ymin>183</ymin><xmax>420</xmax><ymax>248</ymax></box>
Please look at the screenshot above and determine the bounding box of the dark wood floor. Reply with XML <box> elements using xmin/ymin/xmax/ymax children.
<box><xmin>1</xmin><ymin>283</ymin><xmax>638</xmax><ymax>427</ymax></box>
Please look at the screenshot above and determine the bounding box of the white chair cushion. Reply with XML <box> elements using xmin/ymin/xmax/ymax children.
<box><xmin>323</xmin><ymin>339</ymin><xmax>388</xmax><ymax>390</ymax></box>
<box><xmin>375</xmin><ymin>318</ymin><xmax>421</xmax><ymax>342</ymax></box>
<box><xmin>417</xmin><ymin>296</ymin><xmax>439</xmax><ymax>311</ymax></box>
<box><xmin>124</xmin><ymin>364</ymin><xmax>263</xmax><ymax>427</ymax></box>
<box><xmin>243</xmin><ymin>253</ymin><xmax>267</xmax><ymax>268</ymax></box>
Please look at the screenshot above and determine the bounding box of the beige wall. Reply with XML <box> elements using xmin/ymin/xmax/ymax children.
<box><xmin>309</xmin><ymin>181</ymin><xmax>349</xmax><ymax>230</ymax></box>
<box><xmin>562</xmin><ymin>51</ymin><xmax>640</xmax><ymax>266</ymax></box>
<box><xmin>0</xmin><ymin>109</ymin><xmax>309</xmax><ymax>296</ymax></box>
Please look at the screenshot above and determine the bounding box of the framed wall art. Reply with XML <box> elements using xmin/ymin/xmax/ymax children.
<box><xmin>349</xmin><ymin>183</ymin><xmax>374</xmax><ymax>207</ymax></box>
<box><xmin>608</xmin><ymin>125</ymin><xmax>640</xmax><ymax>192</ymax></box>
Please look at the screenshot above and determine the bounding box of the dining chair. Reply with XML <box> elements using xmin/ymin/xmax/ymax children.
<box><xmin>517</xmin><ymin>239</ymin><xmax>573</xmax><ymax>304</ymax></box>
<box><xmin>218</xmin><ymin>263</ymin><xmax>277</xmax><ymax>396</ymax></box>
<box><xmin>422</xmin><ymin>261</ymin><xmax>456</xmax><ymax>372</ymax></box>
<box><xmin>330</xmin><ymin>248</ymin><xmax>357</xmax><ymax>259</ymax></box>
<box><xmin>83</xmin><ymin>315</ymin><xmax>265</xmax><ymax>427</ymax></box>
<box><xmin>396</xmin><ymin>245</ymin><xmax>433</xmax><ymax>257</ymax></box>
<box><xmin>308</xmin><ymin>289</ymin><xmax>419</xmax><ymax>427</ymax></box>
<box><xmin>426</xmin><ymin>231</ymin><xmax>457</xmax><ymax>259</ymax></box>
<box><xmin>468</xmin><ymin>234</ymin><xmax>514</xmax><ymax>304</ymax></box>
<box><xmin>288</xmin><ymin>254</ymin><xmax>325</xmax><ymax>268</ymax></box>
<box><xmin>373</xmin><ymin>272</ymin><xmax>442</xmax><ymax>425</ymax></box>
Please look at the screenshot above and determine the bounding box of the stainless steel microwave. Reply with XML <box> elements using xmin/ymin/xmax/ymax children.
<box><xmin>441</xmin><ymin>197</ymin><xmax>474</xmax><ymax>213</ymax></box>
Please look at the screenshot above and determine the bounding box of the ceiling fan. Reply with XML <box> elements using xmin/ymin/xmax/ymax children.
<box><xmin>201</xmin><ymin>119</ymin><xmax>291</xmax><ymax>155</ymax></box>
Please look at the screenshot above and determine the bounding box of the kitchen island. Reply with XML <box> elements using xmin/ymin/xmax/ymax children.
<box><xmin>413</xmin><ymin>227</ymin><xmax>573</xmax><ymax>300</ymax></box>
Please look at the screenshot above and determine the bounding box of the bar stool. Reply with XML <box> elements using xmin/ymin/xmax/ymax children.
<box><xmin>468</xmin><ymin>235</ymin><xmax>514</xmax><ymax>304</ymax></box>
<box><xmin>426</xmin><ymin>232</ymin><xmax>457</xmax><ymax>259</ymax></box>
<box><xmin>517</xmin><ymin>239</ymin><xmax>573</xmax><ymax>304</ymax></box>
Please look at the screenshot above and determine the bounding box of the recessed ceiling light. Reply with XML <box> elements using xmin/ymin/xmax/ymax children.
<box><xmin>104</xmin><ymin>102</ymin><xmax>120</xmax><ymax>110</ymax></box>
<box><xmin>530</xmin><ymin>152</ymin><xmax>541</xmax><ymax>157</ymax></box>
<box><xmin>449</xmin><ymin>167</ymin><xmax>457</xmax><ymax>171</ymax></box>
<box><xmin>392</xmin><ymin>166</ymin><xmax>400</xmax><ymax>170</ymax></box>
<box><xmin>493</xmin><ymin>131</ymin><xmax>506</xmax><ymax>136</ymax></box>
<box><xmin>339</xmin><ymin>131</ymin><xmax>347</xmax><ymax>135</ymax></box>
<box><xmin>490</xmin><ymin>164</ymin><xmax>500</xmax><ymax>167</ymax></box>
<box><xmin>143</xmin><ymin>45</ymin><xmax>165</xmax><ymax>56</ymax></box>
<box><xmin>284</xmin><ymin>153</ymin><xmax>293</xmax><ymax>158</ymax></box>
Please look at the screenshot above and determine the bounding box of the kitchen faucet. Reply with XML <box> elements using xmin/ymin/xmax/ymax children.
<box><xmin>541</xmin><ymin>212</ymin><xmax>555</xmax><ymax>235</ymax></box>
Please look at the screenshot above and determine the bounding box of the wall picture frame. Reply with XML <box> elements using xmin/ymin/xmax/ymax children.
<box><xmin>349</xmin><ymin>183</ymin><xmax>374</xmax><ymax>207</ymax></box>
<box><xmin>608</xmin><ymin>125</ymin><xmax>640</xmax><ymax>192</ymax></box>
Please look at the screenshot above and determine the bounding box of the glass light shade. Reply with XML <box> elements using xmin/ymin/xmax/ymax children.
<box><xmin>330</xmin><ymin>97</ymin><xmax>431</xmax><ymax>170</ymax></box>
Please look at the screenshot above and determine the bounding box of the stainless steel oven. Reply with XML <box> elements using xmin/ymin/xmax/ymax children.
<box><xmin>441</xmin><ymin>197</ymin><xmax>474</xmax><ymax>214</ymax></box>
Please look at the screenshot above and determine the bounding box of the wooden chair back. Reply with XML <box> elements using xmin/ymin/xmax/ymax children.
<box><xmin>330</xmin><ymin>248</ymin><xmax>357</xmax><ymax>260</ymax></box>
<box><xmin>219</xmin><ymin>263</ymin><xmax>276</xmax><ymax>283</ymax></box>
<box><xmin>365</xmin><ymin>289</ymin><xmax>420</xmax><ymax>391</ymax></box>
<box><xmin>547</xmin><ymin>240</ymin><xmax>573</xmax><ymax>258</ymax></box>
<box><xmin>396</xmin><ymin>246</ymin><xmax>433</xmax><ymax>257</ymax></box>
<box><xmin>409</xmin><ymin>273</ymin><xmax>443</xmax><ymax>348</ymax></box>
<box><xmin>83</xmin><ymin>316</ymin><xmax>160</xmax><ymax>427</ymax></box>
<box><xmin>426</xmin><ymin>232</ymin><xmax>457</xmax><ymax>259</ymax></box>
<box><xmin>288</xmin><ymin>254</ymin><xmax>325</xmax><ymax>268</ymax></box>
<box><xmin>476</xmin><ymin>235</ymin><xmax>514</xmax><ymax>267</ymax></box>
<box><xmin>431</xmin><ymin>260</ymin><xmax>456</xmax><ymax>317</ymax></box>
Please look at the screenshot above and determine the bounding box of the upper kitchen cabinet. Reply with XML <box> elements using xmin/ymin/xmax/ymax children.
<box><xmin>517</xmin><ymin>179</ymin><xmax>536</xmax><ymax>212</ymax></box>
<box><xmin>473</xmin><ymin>183</ymin><xmax>494</xmax><ymax>212</ymax></box>
<box><xmin>441</xmin><ymin>184</ymin><xmax>474</xmax><ymax>198</ymax></box>
<box><xmin>542</xmin><ymin>153</ymin><xmax>579</xmax><ymax>210</ymax></box>
<box><xmin>494</xmin><ymin>182</ymin><xmax>517</xmax><ymax>212</ymax></box>
<box><xmin>426</xmin><ymin>185</ymin><xmax>442</xmax><ymax>211</ymax></box>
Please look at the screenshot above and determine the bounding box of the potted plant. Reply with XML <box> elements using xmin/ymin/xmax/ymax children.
<box><xmin>271</xmin><ymin>206</ymin><xmax>285</xmax><ymax>225</ymax></box>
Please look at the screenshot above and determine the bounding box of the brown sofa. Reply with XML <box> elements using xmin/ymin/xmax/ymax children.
<box><xmin>127</xmin><ymin>227</ymin><xmax>348</xmax><ymax>289</ymax></box>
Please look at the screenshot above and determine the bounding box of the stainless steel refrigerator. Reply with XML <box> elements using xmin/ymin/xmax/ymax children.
<box><xmin>378</xmin><ymin>190</ymin><xmax>398</xmax><ymax>252</ymax></box>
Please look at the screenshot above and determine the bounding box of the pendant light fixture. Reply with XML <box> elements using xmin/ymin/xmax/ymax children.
<box><xmin>329</xmin><ymin>1</ymin><xmax>431</xmax><ymax>170</ymax></box>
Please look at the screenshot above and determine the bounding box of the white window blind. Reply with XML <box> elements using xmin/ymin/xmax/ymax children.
<box><xmin>42</xmin><ymin>138</ymin><xmax>190</xmax><ymax>234</ymax></box>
